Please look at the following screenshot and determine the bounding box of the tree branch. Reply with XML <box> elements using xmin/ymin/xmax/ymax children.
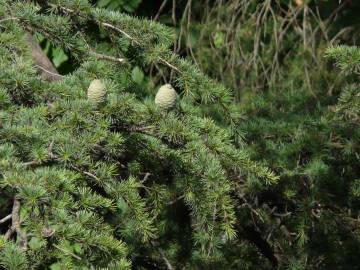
<box><xmin>150</xmin><ymin>241</ymin><xmax>174</xmax><ymax>270</ymax></box>
<box><xmin>0</xmin><ymin>214</ymin><xmax>12</xmax><ymax>224</ymax></box>
<box><xmin>25</xmin><ymin>31</ymin><xmax>62</xmax><ymax>82</ymax></box>
<box><xmin>52</xmin><ymin>4</ymin><xmax>182</xmax><ymax>73</ymax></box>
<box><xmin>91</xmin><ymin>51</ymin><xmax>126</xmax><ymax>63</ymax></box>
<box><xmin>158</xmin><ymin>247</ymin><xmax>174</xmax><ymax>270</ymax></box>
<box><xmin>238</xmin><ymin>224</ymin><xmax>278</xmax><ymax>268</ymax></box>
<box><xmin>53</xmin><ymin>244</ymin><xmax>82</xmax><ymax>260</ymax></box>
<box><xmin>4</xmin><ymin>197</ymin><xmax>28</xmax><ymax>251</ymax></box>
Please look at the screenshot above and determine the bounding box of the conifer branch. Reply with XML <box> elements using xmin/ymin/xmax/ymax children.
<box><xmin>0</xmin><ymin>17</ymin><xmax>19</xmax><ymax>23</ymax></box>
<box><xmin>70</xmin><ymin>165</ymin><xmax>101</xmax><ymax>183</ymax></box>
<box><xmin>167</xmin><ymin>195</ymin><xmax>184</xmax><ymax>205</ymax></box>
<box><xmin>52</xmin><ymin>4</ymin><xmax>182</xmax><ymax>74</ymax></box>
<box><xmin>0</xmin><ymin>1</ymin><xmax>292</xmax><ymax>268</ymax></box>
<box><xmin>23</xmin><ymin>160</ymin><xmax>42</xmax><ymax>167</ymax></box>
<box><xmin>53</xmin><ymin>4</ymin><xmax>139</xmax><ymax>44</ymax></box>
<box><xmin>90</xmin><ymin>51</ymin><xmax>126</xmax><ymax>63</ymax></box>
<box><xmin>100</xmin><ymin>22</ymin><xmax>137</xmax><ymax>43</ymax></box>
<box><xmin>97</xmin><ymin>20</ymin><xmax>180</xmax><ymax>72</ymax></box>
<box><xmin>34</xmin><ymin>64</ymin><xmax>64</xmax><ymax>79</ymax></box>
<box><xmin>159</xmin><ymin>57</ymin><xmax>181</xmax><ymax>73</ymax></box>
<box><xmin>24</xmin><ymin>141</ymin><xmax>102</xmax><ymax>183</ymax></box>
<box><xmin>52</xmin><ymin>244</ymin><xmax>82</xmax><ymax>260</ymax></box>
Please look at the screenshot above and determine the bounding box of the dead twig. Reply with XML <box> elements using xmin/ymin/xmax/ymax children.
<box><xmin>167</xmin><ymin>195</ymin><xmax>185</xmax><ymax>205</ymax></box>
<box><xmin>154</xmin><ymin>0</ymin><xmax>169</xmax><ymax>21</ymax></box>
<box><xmin>0</xmin><ymin>17</ymin><xmax>19</xmax><ymax>24</ymax></box>
<box><xmin>4</xmin><ymin>197</ymin><xmax>28</xmax><ymax>251</ymax></box>
<box><xmin>140</xmin><ymin>173</ymin><xmax>152</xmax><ymax>184</ymax></box>
<box><xmin>0</xmin><ymin>214</ymin><xmax>11</xmax><ymax>224</ymax></box>
<box><xmin>53</xmin><ymin>244</ymin><xmax>82</xmax><ymax>260</ymax></box>
<box><xmin>150</xmin><ymin>241</ymin><xmax>174</xmax><ymax>270</ymax></box>
<box><xmin>158</xmin><ymin>247</ymin><xmax>174</xmax><ymax>270</ymax></box>
<box><xmin>91</xmin><ymin>51</ymin><xmax>126</xmax><ymax>63</ymax></box>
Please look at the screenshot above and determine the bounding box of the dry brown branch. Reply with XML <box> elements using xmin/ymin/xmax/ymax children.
<box><xmin>53</xmin><ymin>244</ymin><xmax>82</xmax><ymax>260</ymax></box>
<box><xmin>154</xmin><ymin>0</ymin><xmax>169</xmax><ymax>21</ymax></box>
<box><xmin>0</xmin><ymin>214</ymin><xmax>12</xmax><ymax>224</ymax></box>
<box><xmin>158</xmin><ymin>247</ymin><xmax>174</xmax><ymax>270</ymax></box>
<box><xmin>0</xmin><ymin>17</ymin><xmax>19</xmax><ymax>23</ymax></box>
<box><xmin>167</xmin><ymin>195</ymin><xmax>185</xmax><ymax>205</ymax></box>
<box><xmin>140</xmin><ymin>173</ymin><xmax>152</xmax><ymax>184</ymax></box>
<box><xmin>4</xmin><ymin>198</ymin><xmax>28</xmax><ymax>251</ymax></box>
<box><xmin>91</xmin><ymin>51</ymin><xmax>126</xmax><ymax>63</ymax></box>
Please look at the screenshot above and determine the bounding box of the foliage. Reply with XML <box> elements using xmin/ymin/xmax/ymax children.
<box><xmin>36</xmin><ymin>0</ymin><xmax>144</xmax><ymax>74</ymax></box>
<box><xmin>156</xmin><ymin>0</ymin><xmax>360</xmax><ymax>101</ymax></box>
<box><xmin>96</xmin><ymin>0</ymin><xmax>142</xmax><ymax>13</ymax></box>
<box><xmin>232</xmin><ymin>44</ymin><xmax>360</xmax><ymax>270</ymax></box>
<box><xmin>0</xmin><ymin>0</ymin><xmax>277</xmax><ymax>269</ymax></box>
<box><xmin>1</xmin><ymin>0</ymin><xmax>360</xmax><ymax>269</ymax></box>
<box><xmin>151</xmin><ymin>1</ymin><xmax>360</xmax><ymax>269</ymax></box>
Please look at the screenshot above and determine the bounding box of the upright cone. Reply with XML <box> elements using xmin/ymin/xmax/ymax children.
<box><xmin>87</xmin><ymin>79</ymin><xmax>107</xmax><ymax>105</ymax></box>
<box><xmin>155</xmin><ymin>84</ymin><xmax>177</xmax><ymax>110</ymax></box>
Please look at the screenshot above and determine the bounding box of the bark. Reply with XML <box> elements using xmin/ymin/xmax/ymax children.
<box><xmin>25</xmin><ymin>31</ymin><xmax>62</xmax><ymax>82</ymax></box>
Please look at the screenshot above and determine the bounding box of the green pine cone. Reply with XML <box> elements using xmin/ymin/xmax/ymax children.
<box><xmin>87</xmin><ymin>79</ymin><xmax>107</xmax><ymax>105</ymax></box>
<box><xmin>155</xmin><ymin>84</ymin><xmax>177</xmax><ymax>110</ymax></box>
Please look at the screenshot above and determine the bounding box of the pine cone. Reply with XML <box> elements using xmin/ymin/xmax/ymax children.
<box><xmin>87</xmin><ymin>79</ymin><xmax>107</xmax><ymax>105</ymax></box>
<box><xmin>155</xmin><ymin>84</ymin><xmax>177</xmax><ymax>110</ymax></box>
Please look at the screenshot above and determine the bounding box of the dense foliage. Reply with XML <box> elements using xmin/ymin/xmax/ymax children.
<box><xmin>0</xmin><ymin>0</ymin><xmax>360</xmax><ymax>270</ymax></box>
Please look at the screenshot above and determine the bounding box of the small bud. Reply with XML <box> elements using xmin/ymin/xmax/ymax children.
<box><xmin>87</xmin><ymin>79</ymin><xmax>107</xmax><ymax>105</ymax></box>
<box><xmin>155</xmin><ymin>84</ymin><xmax>177</xmax><ymax>110</ymax></box>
